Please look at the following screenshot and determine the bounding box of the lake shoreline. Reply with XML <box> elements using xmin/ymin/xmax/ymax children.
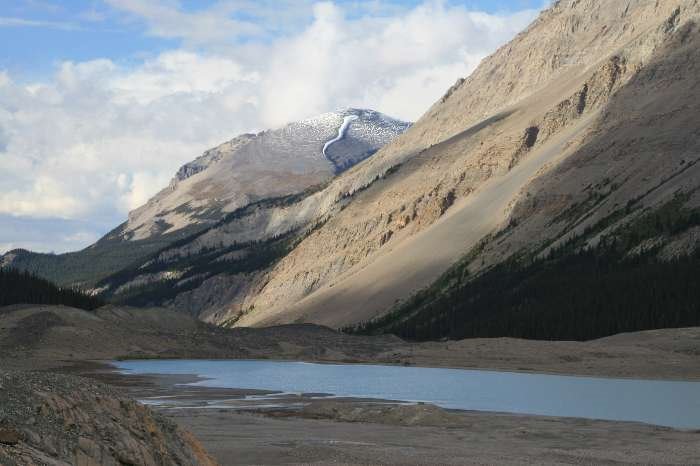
<box><xmin>110</xmin><ymin>354</ymin><xmax>700</xmax><ymax>382</ymax></box>
<box><xmin>4</xmin><ymin>309</ymin><xmax>699</xmax><ymax>465</ymax></box>
<box><xmin>73</xmin><ymin>361</ymin><xmax>700</xmax><ymax>465</ymax></box>
<box><xmin>108</xmin><ymin>358</ymin><xmax>700</xmax><ymax>430</ymax></box>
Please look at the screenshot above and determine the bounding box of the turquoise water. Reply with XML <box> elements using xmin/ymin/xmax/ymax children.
<box><xmin>113</xmin><ymin>359</ymin><xmax>700</xmax><ymax>429</ymax></box>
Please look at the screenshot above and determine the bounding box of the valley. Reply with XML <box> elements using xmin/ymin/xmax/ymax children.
<box><xmin>4</xmin><ymin>0</ymin><xmax>700</xmax><ymax>336</ymax></box>
<box><xmin>2</xmin><ymin>304</ymin><xmax>699</xmax><ymax>464</ymax></box>
<box><xmin>2</xmin><ymin>0</ymin><xmax>700</xmax><ymax>464</ymax></box>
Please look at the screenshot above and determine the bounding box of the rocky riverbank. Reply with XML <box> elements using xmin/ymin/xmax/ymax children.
<box><xmin>0</xmin><ymin>370</ymin><xmax>217</xmax><ymax>466</ymax></box>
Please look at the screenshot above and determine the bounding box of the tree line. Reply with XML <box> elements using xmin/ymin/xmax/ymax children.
<box><xmin>346</xmin><ymin>196</ymin><xmax>700</xmax><ymax>342</ymax></box>
<box><xmin>347</xmin><ymin>246</ymin><xmax>700</xmax><ymax>341</ymax></box>
<box><xmin>0</xmin><ymin>268</ymin><xmax>103</xmax><ymax>310</ymax></box>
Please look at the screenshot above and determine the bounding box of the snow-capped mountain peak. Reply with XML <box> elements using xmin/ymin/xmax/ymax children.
<box><xmin>123</xmin><ymin>108</ymin><xmax>410</xmax><ymax>241</ymax></box>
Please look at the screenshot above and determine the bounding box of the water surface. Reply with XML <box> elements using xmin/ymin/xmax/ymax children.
<box><xmin>113</xmin><ymin>359</ymin><xmax>700</xmax><ymax>429</ymax></box>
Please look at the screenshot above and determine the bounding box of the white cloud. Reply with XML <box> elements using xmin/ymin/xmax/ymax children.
<box><xmin>257</xmin><ymin>1</ymin><xmax>535</xmax><ymax>126</ymax></box>
<box><xmin>0</xmin><ymin>56</ymin><xmax>260</xmax><ymax>223</ymax></box>
<box><xmin>0</xmin><ymin>71</ymin><xmax>10</xmax><ymax>88</ymax></box>
<box><xmin>105</xmin><ymin>0</ymin><xmax>263</xmax><ymax>44</ymax></box>
<box><xmin>0</xmin><ymin>16</ymin><xmax>78</xmax><ymax>30</ymax></box>
<box><xmin>0</xmin><ymin>1</ymin><xmax>539</xmax><ymax>252</ymax></box>
<box><xmin>111</xmin><ymin>51</ymin><xmax>259</xmax><ymax>105</ymax></box>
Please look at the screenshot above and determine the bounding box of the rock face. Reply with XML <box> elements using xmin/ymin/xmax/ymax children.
<box><xmin>123</xmin><ymin>108</ymin><xmax>410</xmax><ymax>241</ymax></box>
<box><xmin>0</xmin><ymin>371</ymin><xmax>217</xmax><ymax>466</ymax></box>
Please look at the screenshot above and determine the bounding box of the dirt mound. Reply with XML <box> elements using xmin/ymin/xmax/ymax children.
<box><xmin>0</xmin><ymin>371</ymin><xmax>217</xmax><ymax>466</ymax></box>
<box><xmin>298</xmin><ymin>400</ymin><xmax>464</xmax><ymax>427</ymax></box>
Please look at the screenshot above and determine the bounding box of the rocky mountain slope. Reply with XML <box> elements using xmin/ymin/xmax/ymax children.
<box><xmin>5</xmin><ymin>0</ymin><xmax>699</xmax><ymax>335</ymax></box>
<box><xmin>1</xmin><ymin>109</ymin><xmax>408</xmax><ymax>288</ymax></box>
<box><xmin>124</xmin><ymin>108</ymin><xmax>410</xmax><ymax>241</ymax></box>
<box><xmin>227</xmin><ymin>0</ymin><xmax>700</xmax><ymax>328</ymax></box>
<box><xmin>41</xmin><ymin>0</ymin><xmax>700</xmax><ymax>330</ymax></box>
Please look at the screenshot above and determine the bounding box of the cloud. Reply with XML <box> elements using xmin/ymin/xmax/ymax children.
<box><xmin>104</xmin><ymin>0</ymin><xmax>323</xmax><ymax>43</ymax></box>
<box><xmin>0</xmin><ymin>55</ymin><xmax>261</xmax><ymax>223</ymax></box>
<box><xmin>0</xmin><ymin>16</ymin><xmax>78</xmax><ymax>30</ymax></box>
<box><xmin>111</xmin><ymin>51</ymin><xmax>259</xmax><ymax>105</ymax></box>
<box><xmin>104</xmin><ymin>0</ymin><xmax>263</xmax><ymax>44</ymax></box>
<box><xmin>257</xmin><ymin>1</ymin><xmax>536</xmax><ymax>126</ymax></box>
<box><xmin>0</xmin><ymin>1</ymin><xmax>539</xmax><ymax>252</ymax></box>
<box><xmin>0</xmin><ymin>214</ymin><xmax>102</xmax><ymax>254</ymax></box>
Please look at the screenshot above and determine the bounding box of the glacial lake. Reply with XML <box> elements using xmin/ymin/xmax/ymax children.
<box><xmin>113</xmin><ymin>359</ymin><xmax>700</xmax><ymax>429</ymax></box>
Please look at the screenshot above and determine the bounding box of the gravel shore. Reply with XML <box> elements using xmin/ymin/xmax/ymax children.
<box><xmin>2</xmin><ymin>304</ymin><xmax>699</xmax><ymax>465</ymax></box>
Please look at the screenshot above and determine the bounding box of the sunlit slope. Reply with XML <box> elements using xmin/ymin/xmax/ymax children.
<box><xmin>236</xmin><ymin>0</ymin><xmax>700</xmax><ymax>328</ymax></box>
<box><xmin>243</xmin><ymin>97</ymin><xmax>597</xmax><ymax>327</ymax></box>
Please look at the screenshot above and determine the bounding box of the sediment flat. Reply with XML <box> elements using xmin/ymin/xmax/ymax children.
<box><xmin>89</xmin><ymin>368</ymin><xmax>700</xmax><ymax>466</ymax></box>
<box><xmin>2</xmin><ymin>305</ymin><xmax>700</xmax><ymax>465</ymax></box>
<box><xmin>171</xmin><ymin>406</ymin><xmax>700</xmax><ymax>465</ymax></box>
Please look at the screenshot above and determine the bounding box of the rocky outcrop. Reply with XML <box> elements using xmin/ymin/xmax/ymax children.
<box><xmin>0</xmin><ymin>371</ymin><xmax>217</xmax><ymax>466</ymax></box>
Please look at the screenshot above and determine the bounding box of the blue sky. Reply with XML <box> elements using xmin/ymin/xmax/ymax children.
<box><xmin>1</xmin><ymin>3</ymin><xmax>176</xmax><ymax>80</ymax></box>
<box><xmin>0</xmin><ymin>0</ymin><xmax>546</xmax><ymax>254</ymax></box>
<box><xmin>1</xmin><ymin>0</ymin><xmax>545</xmax><ymax>79</ymax></box>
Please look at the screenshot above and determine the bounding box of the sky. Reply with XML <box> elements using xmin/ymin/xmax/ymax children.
<box><xmin>0</xmin><ymin>0</ymin><xmax>546</xmax><ymax>254</ymax></box>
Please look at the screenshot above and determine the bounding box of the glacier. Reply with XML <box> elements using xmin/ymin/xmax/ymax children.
<box><xmin>323</xmin><ymin>115</ymin><xmax>360</xmax><ymax>158</ymax></box>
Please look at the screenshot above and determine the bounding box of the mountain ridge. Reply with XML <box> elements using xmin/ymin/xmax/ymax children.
<box><xmin>1</xmin><ymin>108</ymin><xmax>410</xmax><ymax>290</ymax></box>
<box><xmin>123</xmin><ymin>107</ymin><xmax>410</xmax><ymax>241</ymax></box>
<box><xmin>230</xmin><ymin>0</ymin><xmax>700</xmax><ymax>328</ymax></box>
<box><xmin>4</xmin><ymin>0</ymin><xmax>700</xmax><ymax>337</ymax></box>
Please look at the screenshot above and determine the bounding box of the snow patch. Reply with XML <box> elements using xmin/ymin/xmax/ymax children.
<box><xmin>323</xmin><ymin>115</ymin><xmax>359</xmax><ymax>158</ymax></box>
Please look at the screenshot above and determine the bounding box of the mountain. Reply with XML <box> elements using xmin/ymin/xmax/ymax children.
<box><xmin>222</xmin><ymin>0</ymin><xmax>700</xmax><ymax>331</ymax></box>
<box><xmin>7</xmin><ymin>0</ymin><xmax>700</xmax><ymax>339</ymax></box>
<box><xmin>124</xmin><ymin>108</ymin><xmax>410</xmax><ymax>241</ymax></box>
<box><xmin>1</xmin><ymin>108</ymin><xmax>409</xmax><ymax>288</ymax></box>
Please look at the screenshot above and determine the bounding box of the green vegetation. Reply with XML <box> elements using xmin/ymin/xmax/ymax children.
<box><xmin>346</xmin><ymin>196</ymin><xmax>700</xmax><ymax>341</ymax></box>
<box><xmin>0</xmin><ymin>268</ymin><xmax>103</xmax><ymax>310</ymax></box>
<box><xmin>101</xmin><ymin>231</ymin><xmax>299</xmax><ymax>307</ymax></box>
<box><xmin>600</xmin><ymin>192</ymin><xmax>700</xmax><ymax>252</ymax></box>
<box><xmin>94</xmin><ymin>188</ymin><xmax>332</xmax><ymax>307</ymax></box>
<box><xmin>3</xmin><ymin>183</ymin><xmax>330</xmax><ymax>292</ymax></box>
<box><xmin>2</xmin><ymin>223</ymin><xmax>204</xmax><ymax>287</ymax></box>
